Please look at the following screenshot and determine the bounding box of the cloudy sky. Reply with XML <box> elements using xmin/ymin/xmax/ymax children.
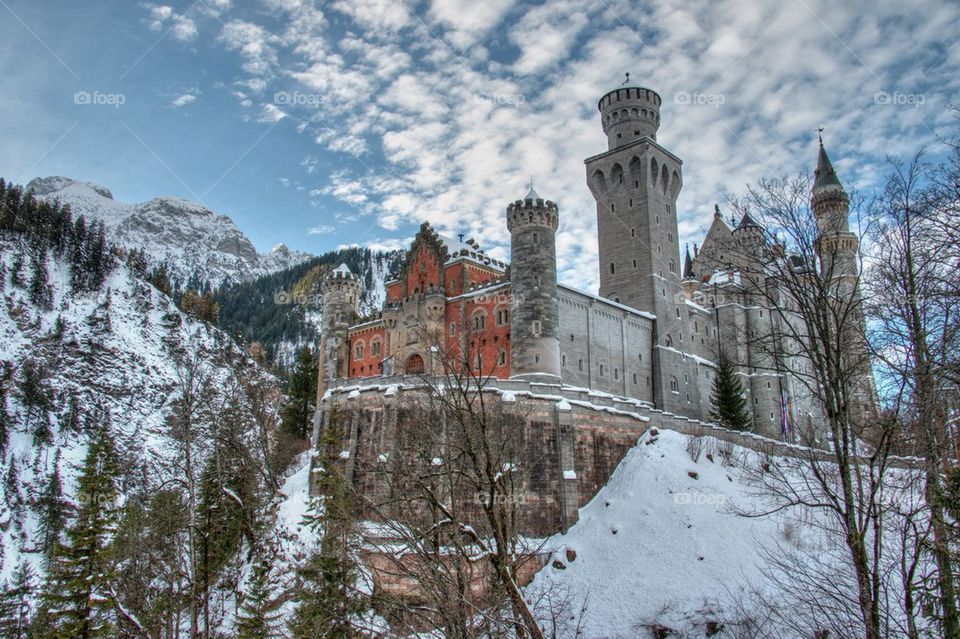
<box><xmin>1</xmin><ymin>0</ymin><xmax>957</xmax><ymax>291</ymax></box>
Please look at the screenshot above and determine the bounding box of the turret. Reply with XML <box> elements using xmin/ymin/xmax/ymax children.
<box><xmin>811</xmin><ymin>137</ymin><xmax>858</xmax><ymax>280</ymax></box>
<box><xmin>507</xmin><ymin>187</ymin><xmax>561</xmax><ymax>378</ymax></box>
<box><xmin>598</xmin><ymin>82</ymin><xmax>662</xmax><ymax>150</ymax></box>
<box><xmin>316</xmin><ymin>263</ymin><xmax>362</xmax><ymax>405</ymax></box>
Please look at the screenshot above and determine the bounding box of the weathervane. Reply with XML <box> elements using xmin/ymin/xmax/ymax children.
<box><xmin>816</xmin><ymin>125</ymin><xmax>824</xmax><ymax>145</ymax></box>
<box><xmin>622</xmin><ymin>72</ymin><xmax>631</xmax><ymax>85</ymax></box>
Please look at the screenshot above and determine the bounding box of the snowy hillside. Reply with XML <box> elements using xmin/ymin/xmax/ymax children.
<box><xmin>27</xmin><ymin>176</ymin><xmax>312</xmax><ymax>289</ymax></box>
<box><xmin>526</xmin><ymin>428</ymin><xmax>919</xmax><ymax>638</ymax></box>
<box><xmin>0</xmin><ymin>231</ymin><xmax>285</xmax><ymax>592</ymax></box>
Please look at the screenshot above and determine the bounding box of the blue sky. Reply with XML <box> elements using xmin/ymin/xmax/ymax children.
<box><xmin>1</xmin><ymin>0</ymin><xmax>957</xmax><ymax>291</ymax></box>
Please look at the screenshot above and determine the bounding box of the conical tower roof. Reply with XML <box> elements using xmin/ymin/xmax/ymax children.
<box><xmin>682</xmin><ymin>245</ymin><xmax>695</xmax><ymax>280</ymax></box>
<box><xmin>814</xmin><ymin>138</ymin><xmax>843</xmax><ymax>192</ymax></box>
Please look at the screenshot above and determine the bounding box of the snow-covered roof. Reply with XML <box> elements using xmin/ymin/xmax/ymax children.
<box><xmin>558</xmin><ymin>284</ymin><xmax>657</xmax><ymax>320</ymax></box>
<box><xmin>438</xmin><ymin>233</ymin><xmax>509</xmax><ymax>271</ymax></box>
<box><xmin>707</xmin><ymin>269</ymin><xmax>741</xmax><ymax>286</ymax></box>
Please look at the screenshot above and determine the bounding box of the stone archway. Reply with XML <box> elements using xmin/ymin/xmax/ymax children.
<box><xmin>404</xmin><ymin>354</ymin><xmax>425</xmax><ymax>374</ymax></box>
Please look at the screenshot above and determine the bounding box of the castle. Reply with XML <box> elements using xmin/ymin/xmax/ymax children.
<box><xmin>315</xmin><ymin>83</ymin><xmax>868</xmax><ymax>441</ymax></box>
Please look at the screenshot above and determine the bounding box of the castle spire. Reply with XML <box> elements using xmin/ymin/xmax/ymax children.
<box><xmin>682</xmin><ymin>244</ymin><xmax>695</xmax><ymax>280</ymax></box>
<box><xmin>814</xmin><ymin>134</ymin><xmax>843</xmax><ymax>193</ymax></box>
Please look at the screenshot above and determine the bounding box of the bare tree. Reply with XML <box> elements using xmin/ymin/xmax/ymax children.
<box><xmin>322</xmin><ymin>332</ymin><xmax>557</xmax><ymax>638</ymax></box>
<box><xmin>727</xmin><ymin>174</ymin><xmax>895</xmax><ymax>639</ymax></box>
<box><xmin>865</xmin><ymin>149</ymin><xmax>960</xmax><ymax>638</ymax></box>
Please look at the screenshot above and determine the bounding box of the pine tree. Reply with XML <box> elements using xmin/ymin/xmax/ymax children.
<box><xmin>10</xmin><ymin>252</ymin><xmax>25</xmax><ymax>289</ymax></box>
<box><xmin>35</xmin><ymin>451</ymin><xmax>69</xmax><ymax>562</ymax></box>
<box><xmin>709</xmin><ymin>347</ymin><xmax>753</xmax><ymax>431</ymax></box>
<box><xmin>236</xmin><ymin>549</ymin><xmax>283</xmax><ymax>639</ymax></box>
<box><xmin>3</xmin><ymin>459</ymin><xmax>24</xmax><ymax>531</ymax></box>
<box><xmin>280</xmin><ymin>346</ymin><xmax>318</xmax><ymax>439</ymax></box>
<box><xmin>36</xmin><ymin>409</ymin><xmax>121</xmax><ymax>638</ymax></box>
<box><xmin>290</xmin><ymin>408</ymin><xmax>364</xmax><ymax>638</ymax></box>
<box><xmin>28</xmin><ymin>246</ymin><xmax>52</xmax><ymax>311</ymax></box>
<box><xmin>0</xmin><ymin>561</ymin><xmax>34</xmax><ymax>639</ymax></box>
<box><xmin>0</xmin><ymin>385</ymin><xmax>11</xmax><ymax>460</ymax></box>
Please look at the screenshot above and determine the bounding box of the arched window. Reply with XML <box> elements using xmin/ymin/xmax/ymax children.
<box><xmin>370</xmin><ymin>339</ymin><xmax>381</xmax><ymax>356</ymax></box>
<box><xmin>665</xmin><ymin>334</ymin><xmax>673</xmax><ymax>347</ymax></box>
<box><xmin>472</xmin><ymin>311</ymin><xmax>485</xmax><ymax>331</ymax></box>
<box><xmin>496</xmin><ymin>307</ymin><xmax>509</xmax><ymax>326</ymax></box>
<box><xmin>497</xmin><ymin>350</ymin><xmax>507</xmax><ymax>366</ymax></box>
<box><xmin>670</xmin><ymin>377</ymin><xmax>679</xmax><ymax>392</ymax></box>
<box><xmin>354</xmin><ymin>342</ymin><xmax>364</xmax><ymax>360</ymax></box>
<box><xmin>599</xmin><ymin>364</ymin><xmax>605</xmax><ymax>377</ymax></box>
<box><xmin>610</xmin><ymin>262</ymin><xmax>616</xmax><ymax>275</ymax></box>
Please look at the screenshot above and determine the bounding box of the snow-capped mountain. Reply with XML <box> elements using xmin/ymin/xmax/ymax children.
<box><xmin>26</xmin><ymin>176</ymin><xmax>312</xmax><ymax>289</ymax></box>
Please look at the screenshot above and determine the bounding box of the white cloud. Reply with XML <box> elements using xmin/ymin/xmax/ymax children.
<box><xmin>427</xmin><ymin>0</ymin><xmax>517</xmax><ymax>49</ymax></box>
<box><xmin>170</xmin><ymin>92</ymin><xmax>198</xmax><ymax>108</ymax></box>
<box><xmin>331</xmin><ymin>0</ymin><xmax>414</xmax><ymax>32</ymax></box>
<box><xmin>146</xmin><ymin>5</ymin><xmax>198</xmax><ymax>42</ymax></box>
<box><xmin>218</xmin><ymin>20</ymin><xmax>278</xmax><ymax>76</ymax></box>
<box><xmin>308</xmin><ymin>224</ymin><xmax>335</xmax><ymax>234</ymax></box>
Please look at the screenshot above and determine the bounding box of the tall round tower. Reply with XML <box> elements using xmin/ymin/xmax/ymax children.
<box><xmin>507</xmin><ymin>187</ymin><xmax>561</xmax><ymax>379</ymax></box>
<box><xmin>316</xmin><ymin>263</ymin><xmax>362</xmax><ymax>404</ymax></box>
<box><xmin>598</xmin><ymin>84</ymin><xmax>661</xmax><ymax>150</ymax></box>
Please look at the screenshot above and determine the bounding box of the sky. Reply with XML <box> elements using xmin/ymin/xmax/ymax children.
<box><xmin>1</xmin><ymin>0</ymin><xmax>957</xmax><ymax>292</ymax></box>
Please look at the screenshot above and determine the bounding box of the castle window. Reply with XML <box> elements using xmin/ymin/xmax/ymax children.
<box><xmin>635</xmin><ymin>180</ymin><xmax>639</xmax><ymax>188</ymax></box>
<box><xmin>599</xmin><ymin>365</ymin><xmax>605</xmax><ymax>377</ymax></box>
<box><xmin>571</xmin><ymin>334</ymin><xmax>575</xmax><ymax>341</ymax></box>
<box><xmin>633</xmin><ymin>259</ymin><xmax>637</xmax><ymax>269</ymax></box>
<box><xmin>532</xmin><ymin>231</ymin><xmax>540</xmax><ymax>246</ymax></box>
<box><xmin>657</xmin><ymin>245</ymin><xmax>661</xmax><ymax>255</ymax></box>
<box><xmin>450</xmin><ymin>322</ymin><xmax>456</xmax><ymax>334</ymax></box>
<box><xmin>666</xmin><ymin>204</ymin><xmax>671</xmax><ymax>215</ymax></box>
<box><xmin>614</xmin><ymin>368</ymin><xmax>620</xmax><ymax>380</ymax></box>
<box><xmin>668</xmin><ymin>233</ymin><xmax>673</xmax><ymax>243</ymax></box>
<box><xmin>619</xmin><ymin>174</ymin><xmax>623</xmax><ymax>183</ymax></box>
<box><xmin>694</xmin><ymin>322</ymin><xmax>698</xmax><ymax>333</ymax></box>
<box><xmin>767</xmin><ymin>381</ymin><xmax>772</xmax><ymax>389</ymax></box>
<box><xmin>684</xmin><ymin>373</ymin><xmax>689</xmax><ymax>383</ymax></box>
<box><xmin>687</xmin><ymin>393</ymin><xmax>691</xmax><ymax>402</ymax></box>
<box><xmin>496</xmin><ymin>308</ymin><xmax>509</xmax><ymax>326</ymax></box>
<box><xmin>638</xmin><ymin>353</ymin><xmax>643</xmax><ymax>362</ymax></box>
<box><xmin>475</xmin><ymin>353</ymin><xmax>483</xmax><ymax>370</ymax></box>
<box><xmin>629</xmin><ymin>198</ymin><xmax>633</xmax><ymax>206</ymax></box>
<box><xmin>371</xmin><ymin>339</ymin><xmax>381</xmax><ymax>356</ymax></box>
<box><xmin>355</xmin><ymin>342</ymin><xmax>364</xmax><ymax>360</ymax></box>
<box><xmin>498</xmin><ymin>350</ymin><xmax>507</xmax><ymax>366</ymax></box>
<box><xmin>610</xmin><ymin>203</ymin><xmax>615</xmax><ymax>213</ymax></box>
<box><xmin>665</xmin><ymin>334</ymin><xmax>673</xmax><ymax>347</ymax></box>
<box><xmin>535</xmin><ymin>354</ymin><xmax>540</xmax><ymax>363</ymax></box>
<box><xmin>679</xmin><ymin>332</ymin><xmax>683</xmax><ymax>342</ymax></box>
<box><xmin>755</xmin><ymin>398</ymin><xmax>759</xmax><ymax>405</ymax></box>
<box><xmin>669</xmin><ymin>259</ymin><xmax>675</xmax><ymax>273</ymax></box>
<box><xmin>630</xmin><ymin>227</ymin><xmax>635</xmax><ymax>237</ymax></box>
<box><xmin>531</xmin><ymin>320</ymin><xmax>542</xmax><ymax>336</ymax></box>
<box><xmin>561</xmin><ymin>354</ymin><xmax>567</xmax><ymax>367</ymax></box>
<box><xmin>669</xmin><ymin>377</ymin><xmax>679</xmax><ymax>392</ymax></box>
<box><xmin>676</xmin><ymin>308</ymin><xmax>680</xmax><ymax>318</ymax></box>
<box><xmin>578</xmin><ymin>359</ymin><xmax>584</xmax><ymax>371</ymax></box>
<box><xmin>473</xmin><ymin>311</ymin><xmax>485</xmax><ymax>331</ymax></box>
<box><xmin>633</xmin><ymin>373</ymin><xmax>638</xmax><ymax>384</ymax></box>
<box><xmin>610</xmin><ymin>262</ymin><xmax>616</xmax><ymax>275</ymax></box>
<box><xmin>656</xmin><ymin>215</ymin><xmax>660</xmax><ymax>224</ymax></box>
